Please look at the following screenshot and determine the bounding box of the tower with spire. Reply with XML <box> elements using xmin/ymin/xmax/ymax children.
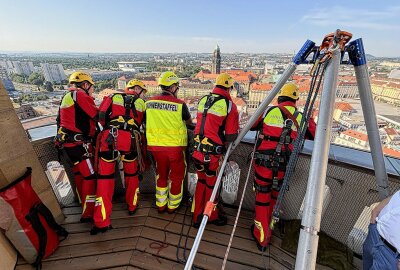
<box><xmin>212</xmin><ymin>44</ymin><xmax>221</xmax><ymax>74</ymax></box>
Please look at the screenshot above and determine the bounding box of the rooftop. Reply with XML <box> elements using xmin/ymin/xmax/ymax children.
<box><xmin>15</xmin><ymin>195</ymin><xmax>313</xmax><ymax>270</ymax></box>
<box><xmin>341</xmin><ymin>130</ymin><xmax>368</xmax><ymax>142</ymax></box>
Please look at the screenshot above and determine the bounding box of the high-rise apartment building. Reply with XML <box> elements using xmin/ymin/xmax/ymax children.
<box><xmin>12</xmin><ymin>61</ymin><xmax>34</xmax><ymax>76</ymax></box>
<box><xmin>0</xmin><ymin>66</ymin><xmax>15</xmax><ymax>91</ymax></box>
<box><xmin>212</xmin><ymin>45</ymin><xmax>221</xmax><ymax>74</ymax></box>
<box><xmin>41</xmin><ymin>63</ymin><xmax>66</xmax><ymax>83</ymax></box>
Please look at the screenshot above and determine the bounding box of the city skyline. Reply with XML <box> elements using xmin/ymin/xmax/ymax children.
<box><xmin>0</xmin><ymin>0</ymin><xmax>399</xmax><ymax>57</ymax></box>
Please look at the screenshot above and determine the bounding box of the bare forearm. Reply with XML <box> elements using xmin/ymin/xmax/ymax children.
<box><xmin>370</xmin><ymin>195</ymin><xmax>393</xmax><ymax>223</ymax></box>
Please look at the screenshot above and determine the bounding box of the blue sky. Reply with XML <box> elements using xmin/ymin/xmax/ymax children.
<box><xmin>0</xmin><ymin>0</ymin><xmax>399</xmax><ymax>57</ymax></box>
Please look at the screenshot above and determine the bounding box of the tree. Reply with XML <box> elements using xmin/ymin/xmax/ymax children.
<box><xmin>44</xmin><ymin>81</ymin><xmax>54</xmax><ymax>92</ymax></box>
<box><xmin>28</xmin><ymin>72</ymin><xmax>44</xmax><ymax>86</ymax></box>
<box><xmin>10</xmin><ymin>73</ymin><xmax>26</xmax><ymax>83</ymax></box>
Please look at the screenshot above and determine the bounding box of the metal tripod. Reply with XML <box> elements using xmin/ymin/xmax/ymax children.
<box><xmin>184</xmin><ymin>30</ymin><xmax>389</xmax><ymax>270</ymax></box>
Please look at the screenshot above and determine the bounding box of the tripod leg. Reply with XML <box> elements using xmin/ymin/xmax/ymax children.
<box><xmin>349</xmin><ymin>38</ymin><xmax>389</xmax><ymax>200</ymax></box>
<box><xmin>295</xmin><ymin>47</ymin><xmax>341</xmax><ymax>270</ymax></box>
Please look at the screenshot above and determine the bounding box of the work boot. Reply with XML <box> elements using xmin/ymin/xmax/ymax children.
<box><xmin>193</xmin><ymin>215</ymin><xmax>203</xmax><ymax>228</ymax></box>
<box><xmin>80</xmin><ymin>217</ymin><xmax>93</xmax><ymax>223</ymax></box>
<box><xmin>158</xmin><ymin>205</ymin><xmax>167</xmax><ymax>213</ymax></box>
<box><xmin>128</xmin><ymin>204</ymin><xmax>138</xmax><ymax>216</ymax></box>
<box><xmin>90</xmin><ymin>225</ymin><xmax>113</xmax><ymax>235</ymax></box>
<box><xmin>209</xmin><ymin>214</ymin><xmax>227</xmax><ymax>226</ymax></box>
<box><xmin>250</xmin><ymin>224</ymin><xmax>268</xmax><ymax>252</ymax></box>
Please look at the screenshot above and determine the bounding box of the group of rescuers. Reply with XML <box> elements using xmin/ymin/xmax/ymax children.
<box><xmin>55</xmin><ymin>70</ymin><xmax>316</xmax><ymax>251</ymax></box>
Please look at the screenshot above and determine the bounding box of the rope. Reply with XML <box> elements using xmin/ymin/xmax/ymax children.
<box><xmin>133</xmin><ymin>130</ymin><xmax>145</xmax><ymax>172</ymax></box>
<box><xmin>221</xmin><ymin>137</ymin><xmax>258</xmax><ymax>269</ymax></box>
<box><xmin>271</xmin><ymin>59</ymin><xmax>330</xmax><ymax>227</ymax></box>
<box><xmin>148</xmin><ymin>211</ymin><xmax>177</xmax><ymax>263</ymax></box>
<box><xmin>176</xmin><ymin>199</ymin><xmax>192</xmax><ymax>263</ymax></box>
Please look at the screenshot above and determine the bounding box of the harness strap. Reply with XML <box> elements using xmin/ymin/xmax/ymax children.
<box><xmin>35</xmin><ymin>203</ymin><xmax>68</xmax><ymax>239</ymax></box>
<box><xmin>194</xmin><ymin>136</ymin><xmax>225</xmax><ymax>156</ymax></box>
<box><xmin>125</xmin><ymin>171</ymin><xmax>139</xmax><ymax>177</ymax></box>
<box><xmin>197</xmin><ymin>178</ymin><xmax>206</xmax><ymax>184</ymax></box>
<box><xmin>25</xmin><ymin>206</ymin><xmax>47</xmax><ymax>270</ymax></box>
<box><xmin>253</xmin><ymin>182</ymin><xmax>272</xmax><ymax>193</ymax></box>
<box><xmin>124</xmin><ymin>94</ymin><xmax>138</xmax><ymax>119</ymax></box>
<box><xmin>199</xmin><ymin>94</ymin><xmax>227</xmax><ymax>139</ymax></box>
<box><xmin>254</xmin><ymin>171</ymin><xmax>273</xmax><ymax>184</ymax></box>
<box><xmin>106</xmin><ymin>116</ymin><xmax>138</xmax><ymax>131</ymax></box>
<box><xmin>278</xmin><ymin>105</ymin><xmax>300</xmax><ymax>130</ymax></box>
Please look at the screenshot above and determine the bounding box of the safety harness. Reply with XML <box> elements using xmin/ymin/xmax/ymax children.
<box><xmin>54</xmin><ymin>91</ymin><xmax>93</xmax><ymax>161</ymax></box>
<box><xmin>194</xmin><ymin>93</ymin><xmax>232</xmax><ymax>163</ymax></box>
<box><xmin>105</xmin><ymin>94</ymin><xmax>139</xmax><ymax>132</ymax></box>
<box><xmin>104</xmin><ymin>94</ymin><xmax>140</xmax><ymax>159</ymax></box>
<box><xmin>99</xmin><ymin>94</ymin><xmax>145</xmax><ymax>174</ymax></box>
<box><xmin>254</xmin><ymin>105</ymin><xmax>300</xmax><ymax>194</ymax></box>
<box><xmin>55</xmin><ymin>91</ymin><xmax>92</xmax><ymax>146</ymax></box>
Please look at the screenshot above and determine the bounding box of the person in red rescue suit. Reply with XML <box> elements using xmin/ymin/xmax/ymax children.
<box><xmin>91</xmin><ymin>79</ymin><xmax>147</xmax><ymax>234</ymax></box>
<box><xmin>55</xmin><ymin>71</ymin><xmax>98</xmax><ymax>223</ymax></box>
<box><xmin>191</xmin><ymin>73</ymin><xmax>239</xmax><ymax>228</ymax></box>
<box><xmin>145</xmin><ymin>71</ymin><xmax>192</xmax><ymax>214</ymax></box>
<box><xmin>250</xmin><ymin>82</ymin><xmax>316</xmax><ymax>251</ymax></box>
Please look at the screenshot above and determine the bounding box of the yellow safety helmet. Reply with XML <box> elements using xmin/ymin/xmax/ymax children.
<box><xmin>69</xmin><ymin>71</ymin><xmax>95</xmax><ymax>85</ymax></box>
<box><xmin>215</xmin><ymin>73</ymin><xmax>234</xmax><ymax>88</ymax></box>
<box><xmin>279</xmin><ymin>82</ymin><xmax>299</xmax><ymax>100</ymax></box>
<box><xmin>125</xmin><ymin>79</ymin><xmax>147</xmax><ymax>93</ymax></box>
<box><xmin>158</xmin><ymin>71</ymin><xmax>179</xmax><ymax>87</ymax></box>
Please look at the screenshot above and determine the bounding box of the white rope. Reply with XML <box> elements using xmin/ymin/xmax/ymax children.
<box><xmin>221</xmin><ymin>140</ymin><xmax>258</xmax><ymax>270</ymax></box>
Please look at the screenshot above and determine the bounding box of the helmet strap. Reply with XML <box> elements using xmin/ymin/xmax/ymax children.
<box><xmin>162</xmin><ymin>89</ymin><xmax>174</xmax><ymax>97</ymax></box>
<box><xmin>77</xmin><ymin>82</ymin><xmax>91</xmax><ymax>94</ymax></box>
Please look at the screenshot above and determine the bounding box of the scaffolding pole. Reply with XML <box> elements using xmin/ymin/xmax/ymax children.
<box><xmin>348</xmin><ymin>38</ymin><xmax>389</xmax><ymax>200</ymax></box>
<box><xmin>295</xmin><ymin>48</ymin><xmax>341</xmax><ymax>270</ymax></box>
<box><xmin>184</xmin><ymin>40</ymin><xmax>316</xmax><ymax>270</ymax></box>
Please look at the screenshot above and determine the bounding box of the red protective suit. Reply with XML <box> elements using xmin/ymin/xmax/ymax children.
<box><xmin>145</xmin><ymin>93</ymin><xmax>191</xmax><ymax>213</ymax></box>
<box><xmin>191</xmin><ymin>87</ymin><xmax>239</xmax><ymax>225</ymax></box>
<box><xmin>93</xmin><ymin>92</ymin><xmax>145</xmax><ymax>229</ymax></box>
<box><xmin>57</xmin><ymin>87</ymin><xmax>98</xmax><ymax>220</ymax></box>
<box><xmin>251</xmin><ymin>101</ymin><xmax>316</xmax><ymax>250</ymax></box>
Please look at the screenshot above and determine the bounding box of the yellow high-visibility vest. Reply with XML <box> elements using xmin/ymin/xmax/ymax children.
<box><xmin>263</xmin><ymin>106</ymin><xmax>302</xmax><ymax>131</ymax></box>
<box><xmin>145</xmin><ymin>99</ymin><xmax>188</xmax><ymax>147</ymax></box>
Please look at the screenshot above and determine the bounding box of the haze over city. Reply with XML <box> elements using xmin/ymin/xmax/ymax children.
<box><xmin>1</xmin><ymin>0</ymin><xmax>400</xmax><ymax>57</ymax></box>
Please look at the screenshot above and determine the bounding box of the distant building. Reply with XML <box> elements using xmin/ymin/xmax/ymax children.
<box><xmin>337</xmin><ymin>116</ymin><xmax>364</xmax><ymax>130</ymax></box>
<box><xmin>97</xmin><ymin>88</ymin><xmax>122</xmax><ymax>100</ymax></box>
<box><xmin>333</xmin><ymin>102</ymin><xmax>356</xmax><ymax>121</ymax></box>
<box><xmin>380</xmin><ymin>61</ymin><xmax>400</xmax><ymax>68</ymax></box>
<box><xmin>15</xmin><ymin>105</ymin><xmax>40</xmax><ymax>120</ymax></box>
<box><xmin>0</xmin><ymin>60</ymin><xmax>13</xmax><ymax>71</ymax></box>
<box><xmin>377</xmin><ymin>115</ymin><xmax>400</xmax><ymax>130</ymax></box>
<box><xmin>248</xmin><ymin>82</ymin><xmax>273</xmax><ymax>109</ymax></box>
<box><xmin>336</xmin><ymin>81</ymin><xmax>359</xmax><ymax>98</ymax></box>
<box><xmin>11</xmin><ymin>61</ymin><xmax>34</xmax><ymax>76</ymax></box>
<box><xmin>388</xmin><ymin>69</ymin><xmax>400</xmax><ymax>80</ymax></box>
<box><xmin>117</xmin><ymin>76</ymin><xmax>160</xmax><ymax>95</ymax></box>
<box><xmin>0</xmin><ymin>66</ymin><xmax>15</xmax><ymax>92</ymax></box>
<box><xmin>41</xmin><ymin>63</ymin><xmax>66</xmax><ymax>83</ymax></box>
<box><xmin>382</xmin><ymin>127</ymin><xmax>400</xmax><ymax>145</ymax></box>
<box><xmin>212</xmin><ymin>45</ymin><xmax>221</xmax><ymax>74</ymax></box>
<box><xmin>178</xmin><ymin>81</ymin><xmax>213</xmax><ymax>98</ymax></box>
<box><xmin>195</xmin><ymin>69</ymin><xmax>256</xmax><ymax>95</ymax></box>
<box><xmin>117</xmin><ymin>61</ymin><xmax>147</xmax><ymax>72</ymax></box>
<box><xmin>334</xmin><ymin>130</ymin><xmax>369</xmax><ymax>151</ymax></box>
<box><xmin>371</xmin><ymin>79</ymin><xmax>400</xmax><ymax>106</ymax></box>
